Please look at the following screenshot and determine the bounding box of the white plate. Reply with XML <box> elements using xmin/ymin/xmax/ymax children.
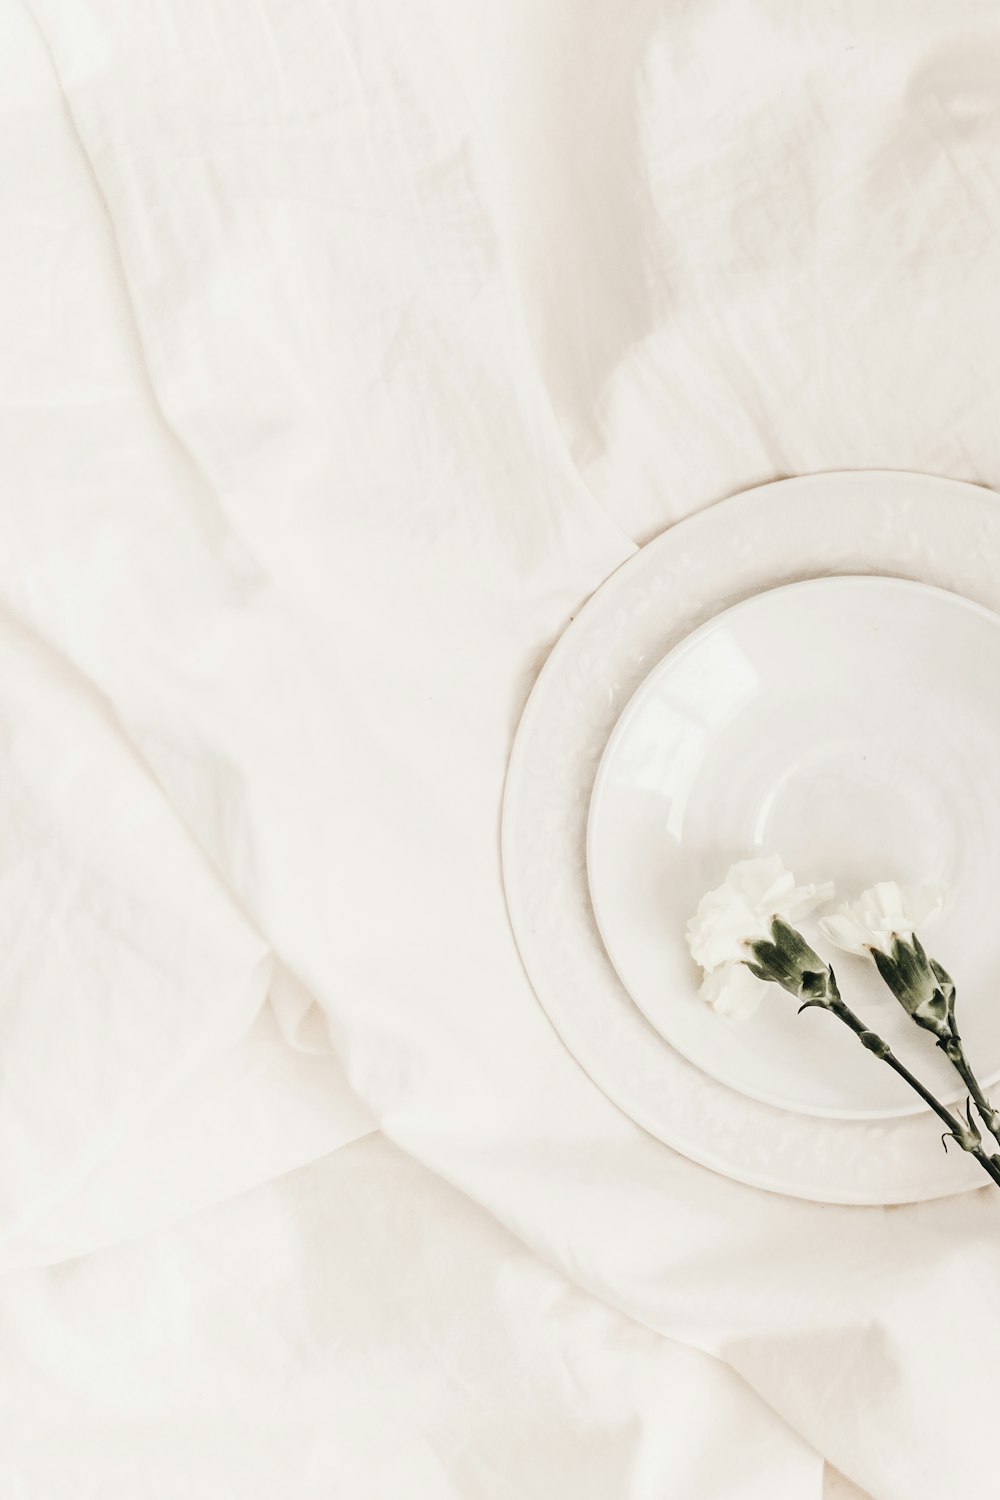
<box><xmin>501</xmin><ymin>470</ymin><xmax>1000</xmax><ymax>1204</ymax></box>
<box><xmin>587</xmin><ymin>575</ymin><xmax>1000</xmax><ymax>1119</ymax></box>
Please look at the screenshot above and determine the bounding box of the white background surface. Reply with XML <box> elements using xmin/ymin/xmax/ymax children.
<box><xmin>5</xmin><ymin>0</ymin><xmax>1000</xmax><ymax>1494</ymax></box>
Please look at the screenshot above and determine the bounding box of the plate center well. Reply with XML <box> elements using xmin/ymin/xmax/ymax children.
<box><xmin>753</xmin><ymin>738</ymin><xmax>960</xmax><ymax>896</ymax></box>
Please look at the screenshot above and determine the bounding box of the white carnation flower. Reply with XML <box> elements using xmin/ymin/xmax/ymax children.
<box><xmin>687</xmin><ymin>855</ymin><xmax>835</xmax><ymax>972</ymax></box>
<box><xmin>698</xmin><ymin>961</ymin><xmax>769</xmax><ymax>1020</ymax></box>
<box><xmin>819</xmin><ymin>882</ymin><xmax>945</xmax><ymax>958</ymax></box>
<box><xmin>686</xmin><ymin>856</ymin><xmax>835</xmax><ymax>1019</ymax></box>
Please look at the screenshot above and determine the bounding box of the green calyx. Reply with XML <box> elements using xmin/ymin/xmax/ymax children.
<box><xmin>870</xmin><ymin>933</ymin><xmax>955</xmax><ymax>1038</ymax></box>
<box><xmin>745</xmin><ymin>917</ymin><xmax>839</xmax><ymax>1009</ymax></box>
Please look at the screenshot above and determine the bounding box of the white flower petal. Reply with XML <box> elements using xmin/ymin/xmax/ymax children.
<box><xmin>732</xmin><ymin>855</ymin><xmax>789</xmax><ymax>907</ymax></box>
<box><xmin>686</xmin><ymin>893</ymin><xmax>759</xmax><ymax>969</ymax></box>
<box><xmin>782</xmin><ymin>879</ymin><xmax>836</xmax><ymax>922</ymax></box>
<box><xmin>869</xmin><ymin>882</ymin><xmax>909</xmax><ymax>925</ymax></box>
<box><xmin>687</xmin><ymin>856</ymin><xmax>834</xmax><ymax>972</ymax></box>
<box><xmin>699</xmin><ymin>962</ymin><xmax>769</xmax><ymax>1019</ymax></box>
<box><xmin>818</xmin><ymin>910</ymin><xmax>872</xmax><ymax>956</ymax></box>
<box><xmin>820</xmin><ymin>881</ymin><xmax>946</xmax><ymax>958</ymax></box>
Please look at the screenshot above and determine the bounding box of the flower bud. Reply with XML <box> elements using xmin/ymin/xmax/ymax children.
<box><xmin>943</xmin><ymin>1100</ymin><xmax>983</xmax><ymax>1156</ymax></box>
<box><xmin>870</xmin><ymin>934</ymin><xmax>954</xmax><ymax>1038</ymax></box>
<box><xmin>953</xmin><ymin>1126</ymin><xmax>980</xmax><ymax>1152</ymax></box>
<box><xmin>746</xmin><ymin>918</ymin><xmax>839</xmax><ymax>1007</ymax></box>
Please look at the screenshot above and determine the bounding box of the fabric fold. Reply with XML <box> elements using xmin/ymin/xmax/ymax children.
<box><xmin>12</xmin><ymin>0</ymin><xmax>1000</xmax><ymax>1494</ymax></box>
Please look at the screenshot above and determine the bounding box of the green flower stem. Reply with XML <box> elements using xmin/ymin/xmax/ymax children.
<box><xmin>939</xmin><ymin>1021</ymin><xmax>1000</xmax><ymax>1148</ymax></box>
<box><xmin>746</xmin><ymin>918</ymin><xmax>1000</xmax><ymax>1189</ymax></box>
<box><xmin>821</xmin><ymin>996</ymin><xmax>1000</xmax><ymax>1189</ymax></box>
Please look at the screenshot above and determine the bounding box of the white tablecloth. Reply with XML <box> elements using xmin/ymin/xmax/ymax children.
<box><xmin>4</xmin><ymin>0</ymin><xmax>1000</xmax><ymax>1493</ymax></box>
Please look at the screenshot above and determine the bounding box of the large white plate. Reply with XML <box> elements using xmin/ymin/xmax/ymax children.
<box><xmin>501</xmin><ymin>470</ymin><xmax>1000</xmax><ymax>1204</ymax></box>
<box><xmin>587</xmin><ymin>575</ymin><xmax>1000</xmax><ymax>1120</ymax></box>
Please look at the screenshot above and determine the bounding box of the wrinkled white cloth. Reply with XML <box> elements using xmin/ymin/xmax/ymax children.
<box><xmin>0</xmin><ymin>0</ymin><xmax>374</xmax><ymax>1276</ymax></box>
<box><xmin>4</xmin><ymin>0</ymin><xmax>1000</xmax><ymax>1495</ymax></box>
<box><xmin>0</xmin><ymin>1135</ymin><xmax>824</xmax><ymax>1500</ymax></box>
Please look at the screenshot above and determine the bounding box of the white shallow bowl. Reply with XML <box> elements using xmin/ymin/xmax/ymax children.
<box><xmin>587</xmin><ymin>575</ymin><xmax>1000</xmax><ymax>1119</ymax></box>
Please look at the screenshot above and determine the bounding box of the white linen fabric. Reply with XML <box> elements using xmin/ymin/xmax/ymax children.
<box><xmin>0</xmin><ymin>0</ymin><xmax>375</xmax><ymax>1277</ymax></box>
<box><xmin>3</xmin><ymin>0</ymin><xmax>1000</xmax><ymax>1494</ymax></box>
<box><xmin>0</xmin><ymin>1135</ymin><xmax>823</xmax><ymax>1500</ymax></box>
